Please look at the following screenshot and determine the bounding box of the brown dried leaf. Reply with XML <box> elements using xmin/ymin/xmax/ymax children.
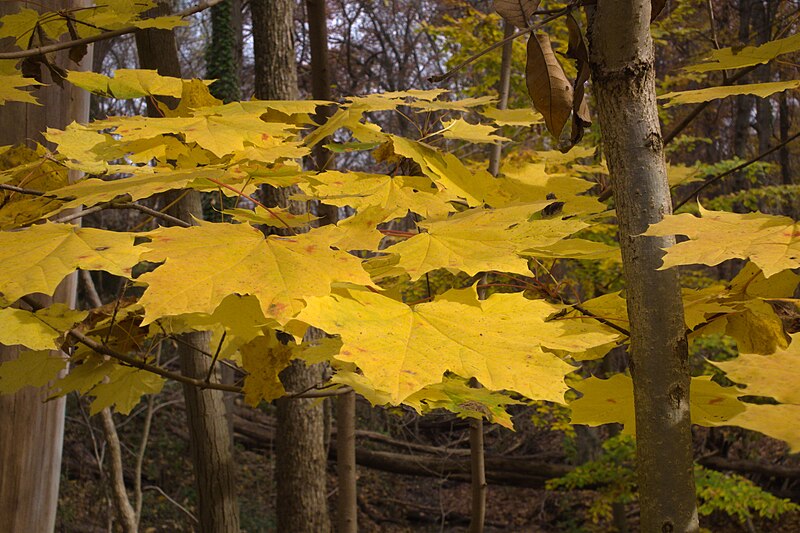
<box><xmin>526</xmin><ymin>32</ymin><xmax>573</xmax><ymax>139</ymax></box>
<box><xmin>565</xmin><ymin>13</ymin><xmax>591</xmax><ymax>148</ymax></box>
<box><xmin>494</xmin><ymin>0</ymin><xmax>540</xmax><ymax>29</ymax></box>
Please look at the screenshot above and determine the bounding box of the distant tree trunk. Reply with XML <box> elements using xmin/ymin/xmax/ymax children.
<box><xmin>135</xmin><ymin>3</ymin><xmax>240</xmax><ymax>532</ymax></box>
<box><xmin>488</xmin><ymin>21</ymin><xmax>514</xmax><ymax>177</ymax></box>
<box><xmin>252</xmin><ymin>0</ymin><xmax>299</xmax><ymax>100</ymax></box>
<box><xmin>303</xmin><ymin>0</ymin><xmax>338</xmax><ymax>180</ymax></box>
<box><xmin>252</xmin><ymin>1</ymin><xmax>332</xmax><ymax>531</ymax></box>
<box><xmin>587</xmin><ymin>2</ymin><xmax>699</xmax><ymax>532</ymax></box>
<box><xmin>0</xmin><ymin>2</ymin><xmax>91</xmax><ymax>531</ymax></box>
<box><xmin>336</xmin><ymin>390</ymin><xmax>358</xmax><ymax>533</ymax></box>
<box><xmin>752</xmin><ymin>1</ymin><xmax>774</xmax><ymax>159</ymax></box>
<box><xmin>732</xmin><ymin>0</ymin><xmax>754</xmax><ymax>161</ymax></box>
<box><xmin>207</xmin><ymin>0</ymin><xmax>242</xmax><ymax>102</ymax></box>
<box><xmin>779</xmin><ymin>92</ymin><xmax>792</xmax><ymax>185</ymax></box>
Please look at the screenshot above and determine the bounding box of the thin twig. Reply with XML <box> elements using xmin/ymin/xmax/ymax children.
<box><xmin>674</xmin><ymin>129</ymin><xmax>800</xmax><ymax>210</ymax></box>
<box><xmin>0</xmin><ymin>0</ymin><xmax>225</xmax><ymax>60</ymax></box>
<box><xmin>428</xmin><ymin>8</ymin><xmax>573</xmax><ymax>84</ymax></box>
<box><xmin>0</xmin><ymin>183</ymin><xmax>52</xmax><ymax>196</ymax></box>
<box><xmin>142</xmin><ymin>486</ymin><xmax>199</xmax><ymax>524</ymax></box>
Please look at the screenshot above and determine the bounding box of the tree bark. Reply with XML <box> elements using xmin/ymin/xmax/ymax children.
<box><xmin>586</xmin><ymin>2</ymin><xmax>699</xmax><ymax>532</ymax></box>
<box><xmin>0</xmin><ymin>2</ymin><xmax>91</xmax><ymax>532</ymax></box>
<box><xmin>252</xmin><ymin>0</ymin><xmax>299</xmax><ymax>100</ymax></box>
<box><xmin>135</xmin><ymin>4</ymin><xmax>240</xmax><ymax>532</ymax></box>
<box><xmin>336</xmin><ymin>390</ymin><xmax>358</xmax><ymax>533</ymax></box>
<box><xmin>100</xmin><ymin>408</ymin><xmax>138</xmax><ymax>532</ymax></box>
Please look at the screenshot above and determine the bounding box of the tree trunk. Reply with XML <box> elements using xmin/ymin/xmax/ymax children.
<box><xmin>488</xmin><ymin>21</ymin><xmax>515</xmax><ymax>177</ymax></box>
<box><xmin>206</xmin><ymin>0</ymin><xmax>242</xmax><ymax>103</ymax></box>
<box><xmin>779</xmin><ymin>92</ymin><xmax>792</xmax><ymax>185</ymax></box>
<box><xmin>135</xmin><ymin>4</ymin><xmax>240</xmax><ymax>532</ymax></box>
<box><xmin>252</xmin><ymin>0</ymin><xmax>299</xmax><ymax>100</ymax></box>
<box><xmin>586</xmin><ymin>2</ymin><xmax>699</xmax><ymax>532</ymax></box>
<box><xmin>0</xmin><ymin>2</ymin><xmax>91</xmax><ymax>531</ymax></box>
<box><xmin>732</xmin><ymin>0</ymin><xmax>753</xmax><ymax>161</ymax></box>
<box><xmin>305</xmin><ymin>0</ymin><xmax>336</xmax><ymax>172</ymax></box>
<box><xmin>252</xmin><ymin>1</ymin><xmax>332</xmax><ymax>531</ymax></box>
<box><xmin>336</xmin><ymin>390</ymin><xmax>357</xmax><ymax>533</ymax></box>
<box><xmin>752</xmin><ymin>2</ymin><xmax>774</xmax><ymax>160</ymax></box>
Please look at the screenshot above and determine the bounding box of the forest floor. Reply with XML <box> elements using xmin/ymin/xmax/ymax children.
<box><xmin>56</xmin><ymin>387</ymin><xmax>800</xmax><ymax>532</ymax></box>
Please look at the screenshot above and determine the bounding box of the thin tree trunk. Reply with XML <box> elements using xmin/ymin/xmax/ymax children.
<box><xmin>100</xmin><ymin>408</ymin><xmax>138</xmax><ymax>532</ymax></box>
<box><xmin>135</xmin><ymin>4</ymin><xmax>240</xmax><ymax>532</ymax></box>
<box><xmin>752</xmin><ymin>1</ymin><xmax>774</xmax><ymax>160</ymax></box>
<box><xmin>305</xmin><ymin>0</ymin><xmax>337</xmax><ymax>175</ymax></box>
<box><xmin>779</xmin><ymin>92</ymin><xmax>792</xmax><ymax>185</ymax></box>
<box><xmin>732</xmin><ymin>0</ymin><xmax>753</xmax><ymax>162</ymax></box>
<box><xmin>336</xmin><ymin>390</ymin><xmax>358</xmax><ymax>533</ymax></box>
<box><xmin>586</xmin><ymin>2</ymin><xmax>699</xmax><ymax>532</ymax></box>
<box><xmin>488</xmin><ymin>21</ymin><xmax>515</xmax><ymax>177</ymax></box>
<box><xmin>0</xmin><ymin>2</ymin><xmax>91</xmax><ymax>531</ymax></box>
<box><xmin>468</xmin><ymin>419</ymin><xmax>487</xmax><ymax>533</ymax></box>
<box><xmin>252</xmin><ymin>1</ymin><xmax>332</xmax><ymax>530</ymax></box>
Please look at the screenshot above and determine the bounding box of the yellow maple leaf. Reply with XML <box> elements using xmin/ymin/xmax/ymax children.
<box><xmin>0</xmin><ymin>223</ymin><xmax>143</xmax><ymax>306</ymax></box>
<box><xmin>138</xmin><ymin>222</ymin><xmax>373</xmax><ymax>325</ymax></box>
<box><xmin>296</xmin><ymin>287</ymin><xmax>617</xmax><ymax>403</ymax></box>
<box><xmin>438</xmin><ymin>118</ymin><xmax>509</xmax><ymax>144</ymax></box>
<box><xmin>89</xmin><ymin>365</ymin><xmax>164</xmax><ymax>415</ymax></box>
<box><xmin>0</xmin><ymin>73</ymin><xmax>44</xmax><ymax>105</ymax></box>
<box><xmin>660</xmin><ymin>81</ymin><xmax>800</xmax><ymax>107</ymax></box>
<box><xmin>0</xmin><ymin>304</ymin><xmax>87</xmax><ymax>351</ymax></box>
<box><xmin>686</xmin><ymin>33</ymin><xmax>800</xmax><ymax>73</ymax></box>
<box><xmin>0</xmin><ymin>350</ymin><xmax>66</xmax><ymax>394</ymax></box>
<box><xmin>569</xmin><ymin>374</ymin><xmax>745</xmax><ymax>432</ymax></box>
<box><xmin>239</xmin><ymin>332</ymin><xmax>294</xmax><ymax>406</ymax></box>
<box><xmin>644</xmin><ymin>206</ymin><xmax>800</xmax><ymax>278</ymax></box>
<box><xmin>385</xmin><ymin>203</ymin><xmax>587</xmax><ymax>280</ymax></box>
<box><xmin>715</xmin><ymin>333</ymin><xmax>800</xmax><ymax>404</ymax></box>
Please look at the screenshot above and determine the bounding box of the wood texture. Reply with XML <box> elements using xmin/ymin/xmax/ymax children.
<box><xmin>0</xmin><ymin>2</ymin><xmax>90</xmax><ymax>531</ymax></box>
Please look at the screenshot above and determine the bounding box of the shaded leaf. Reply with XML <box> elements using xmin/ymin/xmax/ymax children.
<box><xmin>526</xmin><ymin>32</ymin><xmax>573</xmax><ymax>139</ymax></box>
<box><xmin>0</xmin><ymin>350</ymin><xmax>66</xmax><ymax>394</ymax></box>
<box><xmin>0</xmin><ymin>304</ymin><xmax>87</xmax><ymax>351</ymax></box>
<box><xmin>494</xmin><ymin>0</ymin><xmax>540</xmax><ymax>29</ymax></box>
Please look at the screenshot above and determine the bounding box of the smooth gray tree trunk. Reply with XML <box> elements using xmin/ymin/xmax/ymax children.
<box><xmin>587</xmin><ymin>2</ymin><xmax>700</xmax><ymax>531</ymax></box>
